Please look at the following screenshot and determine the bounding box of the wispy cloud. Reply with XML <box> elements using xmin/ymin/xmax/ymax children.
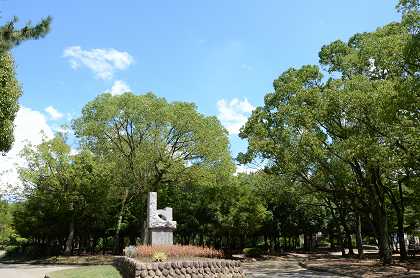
<box><xmin>107</xmin><ymin>80</ymin><xmax>131</xmax><ymax>96</ymax></box>
<box><xmin>63</xmin><ymin>46</ymin><xmax>134</xmax><ymax>80</ymax></box>
<box><xmin>217</xmin><ymin>98</ymin><xmax>255</xmax><ymax>135</ymax></box>
<box><xmin>45</xmin><ymin>106</ymin><xmax>63</xmax><ymax>120</ymax></box>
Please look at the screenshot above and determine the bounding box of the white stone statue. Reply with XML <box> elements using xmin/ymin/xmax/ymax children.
<box><xmin>144</xmin><ymin>192</ymin><xmax>176</xmax><ymax>245</ymax></box>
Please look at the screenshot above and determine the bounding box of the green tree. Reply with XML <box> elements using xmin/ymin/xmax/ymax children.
<box><xmin>0</xmin><ymin>15</ymin><xmax>51</xmax><ymax>153</ymax></box>
<box><xmin>18</xmin><ymin>136</ymin><xmax>113</xmax><ymax>255</ymax></box>
<box><xmin>238</xmin><ymin>1</ymin><xmax>419</xmax><ymax>263</ymax></box>
<box><xmin>0</xmin><ymin>52</ymin><xmax>21</xmax><ymax>153</ymax></box>
<box><xmin>0</xmin><ymin>195</ymin><xmax>14</xmax><ymax>248</ymax></box>
<box><xmin>73</xmin><ymin>92</ymin><xmax>233</xmax><ymax>253</ymax></box>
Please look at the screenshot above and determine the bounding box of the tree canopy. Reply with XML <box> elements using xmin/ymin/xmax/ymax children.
<box><xmin>238</xmin><ymin>0</ymin><xmax>419</xmax><ymax>263</ymax></box>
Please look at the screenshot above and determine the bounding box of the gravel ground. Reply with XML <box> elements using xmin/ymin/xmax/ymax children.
<box><xmin>242</xmin><ymin>256</ymin><xmax>349</xmax><ymax>277</ymax></box>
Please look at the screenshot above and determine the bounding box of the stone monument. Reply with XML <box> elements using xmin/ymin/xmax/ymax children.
<box><xmin>144</xmin><ymin>192</ymin><xmax>176</xmax><ymax>245</ymax></box>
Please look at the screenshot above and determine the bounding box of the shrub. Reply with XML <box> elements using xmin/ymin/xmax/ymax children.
<box><xmin>243</xmin><ymin>247</ymin><xmax>263</xmax><ymax>257</ymax></box>
<box><xmin>136</xmin><ymin>244</ymin><xmax>223</xmax><ymax>258</ymax></box>
<box><xmin>152</xmin><ymin>251</ymin><xmax>168</xmax><ymax>262</ymax></box>
<box><xmin>123</xmin><ymin>245</ymin><xmax>138</xmax><ymax>258</ymax></box>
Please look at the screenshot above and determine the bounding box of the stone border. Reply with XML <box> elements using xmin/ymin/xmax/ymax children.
<box><xmin>113</xmin><ymin>256</ymin><xmax>245</xmax><ymax>278</ymax></box>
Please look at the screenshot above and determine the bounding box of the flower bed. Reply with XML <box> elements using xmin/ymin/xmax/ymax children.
<box><xmin>135</xmin><ymin>244</ymin><xmax>223</xmax><ymax>259</ymax></box>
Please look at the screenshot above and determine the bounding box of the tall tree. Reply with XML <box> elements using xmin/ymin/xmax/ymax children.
<box><xmin>18</xmin><ymin>136</ymin><xmax>114</xmax><ymax>255</ymax></box>
<box><xmin>0</xmin><ymin>52</ymin><xmax>21</xmax><ymax>153</ymax></box>
<box><xmin>238</xmin><ymin>0</ymin><xmax>419</xmax><ymax>263</ymax></box>
<box><xmin>0</xmin><ymin>16</ymin><xmax>51</xmax><ymax>153</ymax></box>
<box><xmin>73</xmin><ymin>92</ymin><xmax>233</xmax><ymax>253</ymax></box>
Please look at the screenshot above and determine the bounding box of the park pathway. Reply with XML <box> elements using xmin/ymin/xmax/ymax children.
<box><xmin>0</xmin><ymin>263</ymin><xmax>77</xmax><ymax>278</ymax></box>
<box><xmin>0</xmin><ymin>261</ymin><xmax>349</xmax><ymax>278</ymax></box>
<box><xmin>242</xmin><ymin>255</ymin><xmax>349</xmax><ymax>277</ymax></box>
<box><xmin>0</xmin><ymin>252</ymin><xmax>349</xmax><ymax>278</ymax></box>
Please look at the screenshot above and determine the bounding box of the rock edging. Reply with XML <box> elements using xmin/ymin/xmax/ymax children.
<box><xmin>114</xmin><ymin>256</ymin><xmax>245</xmax><ymax>278</ymax></box>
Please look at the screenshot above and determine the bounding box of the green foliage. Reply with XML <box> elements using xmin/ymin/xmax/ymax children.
<box><xmin>243</xmin><ymin>247</ymin><xmax>263</xmax><ymax>257</ymax></box>
<box><xmin>238</xmin><ymin>1</ymin><xmax>419</xmax><ymax>263</ymax></box>
<box><xmin>73</xmin><ymin>92</ymin><xmax>233</xmax><ymax>253</ymax></box>
<box><xmin>15</xmin><ymin>136</ymin><xmax>114</xmax><ymax>255</ymax></box>
<box><xmin>73</xmin><ymin>92</ymin><xmax>233</xmax><ymax>192</ymax></box>
<box><xmin>0</xmin><ymin>52</ymin><xmax>21</xmax><ymax>153</ymax></box>
<box><xmin>0</xmin><ymin>15</ymin><xmax>51</xmax><ymax>153</ymax></box>
<box><xmin>0</xmin><ymin>16</ymin><xmax>51</xmax><ymax>53</ymax></box>
<box><xmin>0</xmin><ymin>196</ymin><xmax>16</xmax><ymax>248</ymax></box>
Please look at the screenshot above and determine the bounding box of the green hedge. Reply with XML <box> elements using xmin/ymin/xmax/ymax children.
<box><xmin>243</xmin><ymin>247</ymin><xmax>263</xmax><ymax>257</ymax></box>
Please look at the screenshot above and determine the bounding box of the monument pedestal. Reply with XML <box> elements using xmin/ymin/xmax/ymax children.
<box><xmin>147</xmin><ymin>227</ymin><xmax>174</xmax><ymax>245</ymax></box>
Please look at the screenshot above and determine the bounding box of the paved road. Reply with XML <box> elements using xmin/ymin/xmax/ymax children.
<box><xmin>0</xmin><ymin>263</ymin><xmax>77</xmax><ymax>278</ymax></box>
<box><xmin>242</xmin><ymin>257</ymin><xmax>349</xmax><ymax>277</ymax></box>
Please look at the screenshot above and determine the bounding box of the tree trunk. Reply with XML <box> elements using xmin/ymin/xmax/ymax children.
<box><xmin>64</xmin><ymin>218</ymin><xmax>75</xmax><ymax>256</ymax></box>
<box><xmin>397</xmin><ymin>214</ymin><xmax>407</xmax><ymax>260</ymax></box>
<box><xmin>264</xmin><ymin>235</ymin><xmax>268</xmax><ymax>251</ymax></box>
<box><xmin>329</xmin><ymin>233</ymin><xmax>335</xmax><ymax>250</ymax></box>
<box><xmin>375</xmin><ymin>209</ymin><xmax>392</xmax><ymax>264</ymax></box>
<box><xmin>397</xmin><ymin>179</ymin><xmax>407</xmax><ymax>260</ymax></box>
<box><xmin>335</xmin><ymin>224</ymin><xmax>345</xmax><ymax>256</ymax></box>
<box><xmin>339</xmin><ymin>234</ymin><xmax>346</xmax><ymax>257</ymax></box>
<box><xmin>347</xmin><ymin>232</ymin><xmax>354</xmax><ymax>256</ymax></box>
<box><xmin>355</xmin><ymin>215</ymin><xmax>364</xmax><ymax>258</ymax></box>
<box><xmin>113</xmin><ymin>189</ymin><xmax>128</xmax><ymax>254</ymax></box>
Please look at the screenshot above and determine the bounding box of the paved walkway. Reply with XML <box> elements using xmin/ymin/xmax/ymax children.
<box><xmin>242</xmin><ymin>256</ymin><xmax>349</xmax><ymax>277</ymax></box>
<box><xmin>0</xmin><ymin>263</ymin><xmax>77</xmax><ymax>278</ymax></box>
<box><xmin>0</xmin><ymin>254</ymin><xmax>349</xmax><ymax>278</ymax></box>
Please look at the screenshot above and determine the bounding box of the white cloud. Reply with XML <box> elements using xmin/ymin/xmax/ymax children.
<box><xmin>70</xmin><ymin>149</ymin><xmax>80</xmax><ymax>156</ymax></box>
<box><xmin>107</xmin><ymin>80</ymin><xmax>131</xmax><ymax>96</ymax></box>
<box><xmin>217</xmin><ymin>98</ymin><xmax>255</xmax><ymax>135</ymax></box>
<box><xmin>63</xmin><ymin>46</ymin><xmax>134</xmax><ymax>80</ymax></box>
<box><xmin>0</xmin><ymin>107</ymin><xmax>54</xmax><ymax>193</ymax></box>
<box><xmin>45</xmin><ymin>106</ymin><xmax>63</xmax><ymax>120</ymax></box>
<box><xmin>235</xmin><ymin>164</ymin><xmax>259</xmax><ymax>175</ymax></box>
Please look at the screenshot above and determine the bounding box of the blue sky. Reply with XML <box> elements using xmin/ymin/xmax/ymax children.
<box><xmin>0</xmin><ymin>1</ymin><xmax>400</xmax><ymax>186</ymax></box>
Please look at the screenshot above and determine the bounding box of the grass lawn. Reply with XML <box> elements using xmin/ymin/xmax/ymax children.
<box><xmin>48</xmin><ymin>265</ymin><xmax>121</xmax><ymax>278</ymax></box>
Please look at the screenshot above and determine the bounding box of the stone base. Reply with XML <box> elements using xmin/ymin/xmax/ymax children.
<box><xmin>144</xmin><ymin>228</ymin><xmax>174</xmax><ymax>245</ymax></box>
<box><xmin>150</xmin><ymin>229</ymin><xmax>173</xmax><ymax>245</ymax></box>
